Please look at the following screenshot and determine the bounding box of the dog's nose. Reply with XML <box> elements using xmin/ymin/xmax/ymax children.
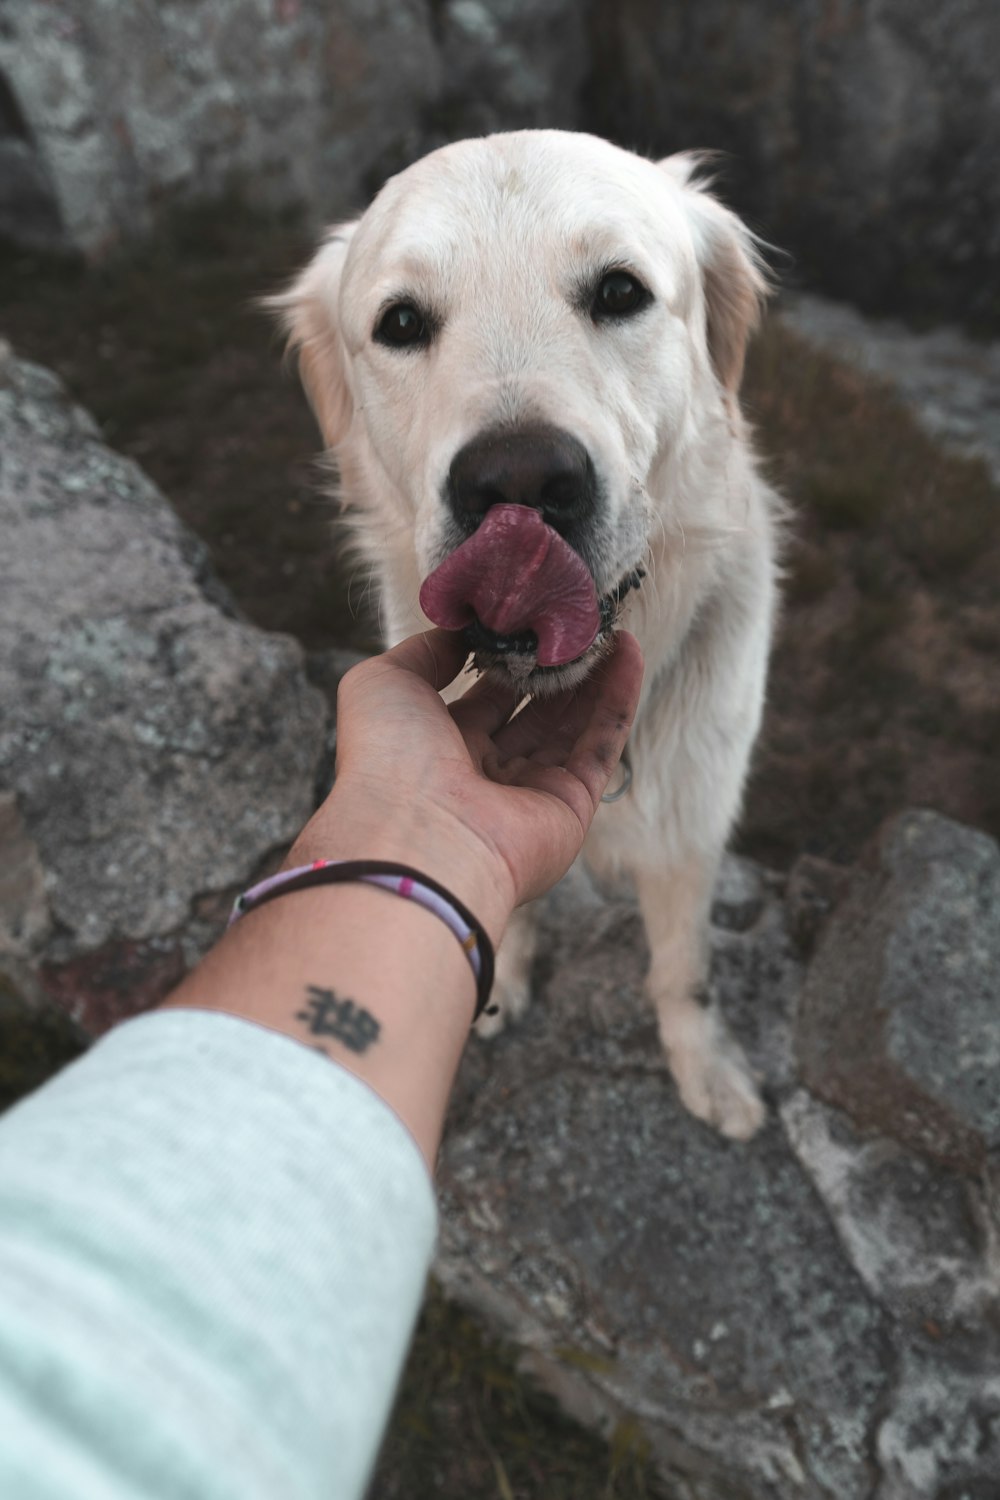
<box><xmin>447</xmin><ymin>426</ymin><xmax>595</xmax><ymax>534</ymax></box>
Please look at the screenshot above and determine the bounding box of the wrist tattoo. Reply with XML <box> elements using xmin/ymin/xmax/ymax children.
<box><xmin>297</xmin><ymin>984</ymin><xmax>381</xmax><ymax>1054</ymax></box>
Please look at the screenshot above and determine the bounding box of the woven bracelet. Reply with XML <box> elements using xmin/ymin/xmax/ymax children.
<box><xmin>229</xmin><ymin>858</ymin><xmax>496</xmax><ymax>1023</ymax></box>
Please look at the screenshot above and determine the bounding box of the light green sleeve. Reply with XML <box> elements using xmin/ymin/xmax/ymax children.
<box><xmin>0</xmin><ymin>1009</ymin><xmax>437</xmax><ymax>1500</ymax></box>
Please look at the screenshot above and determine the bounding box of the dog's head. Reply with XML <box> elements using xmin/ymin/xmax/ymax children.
<box><xmin>274</xmin><ymin>131</ymin><xmax>768</xmax><ymax>691</ymax></box>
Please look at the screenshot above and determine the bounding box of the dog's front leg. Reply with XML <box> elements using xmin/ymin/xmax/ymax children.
<box><xmin>474</xmin><ymin>903</ymin><xmax>538</xmax><ymax>1039</ymax></box>
<box><xmin>635</xmin><ymin>855</ymin><xmax>764</xmax><ymax>1141</ymax></box>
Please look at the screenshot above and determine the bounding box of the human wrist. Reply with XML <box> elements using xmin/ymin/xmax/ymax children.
<box><xmin>286</xmin><ymin>781</ymin><xmax>516</xmax><ymax>947</ymax></box>
<box><xmin>166</xmin><ymin>878</ymin><xmax>477</xmax><ymax>1167</ymax></box>
<box><xmin>231</xmin><ymin>857</ymin><xmax>495</xmax><ymax>1023</ymax></box>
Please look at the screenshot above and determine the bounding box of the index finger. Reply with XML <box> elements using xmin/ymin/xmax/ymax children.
<box><xmin>561</xmin><ymin>631</ymin><xmax>644</xmax><ymax>806</ymax></box>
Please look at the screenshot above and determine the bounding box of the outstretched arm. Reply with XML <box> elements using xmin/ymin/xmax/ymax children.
<box><xmin>165</xmin><ymin>626</ymin><xmax>644</xmax><ymax>1164</ymax></box>
<box><xmin>0</xmin><ymin>629</ymin><xmax>642</xmax><ymax>1500</ymax></box>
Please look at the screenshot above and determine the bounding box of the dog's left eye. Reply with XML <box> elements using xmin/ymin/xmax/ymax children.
<box><xmin>592</xmin><ymin>271</ymin><xmax>649</xmax><ymax>321</ymax></box>
<box><xmin>374</xmin><ymin>303</ymin><xmax>429</xmax><ymax>348</ymax></box>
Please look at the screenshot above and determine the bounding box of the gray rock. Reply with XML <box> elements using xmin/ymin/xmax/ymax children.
<box><xmin>0</xmin><ymin>0</ymin><xmax>589</xmax><ymax>256</ymax></box>
<box><xmin>0</xmin><ymin>129</ymin><xmax>64</xmax><ymax>252</ymax></box>
<box><xmin>589</xmin><ymin>0</ymin><xmax>1000</xmax><ymax>327</ymax></box>
<box><xmin>0</xmin><ymin>790</ymin><xmax>51</xmax><ymax>957</ymax></box>
<box><xmin>305</xmin><ymin>645</ymin><xmax>369</xmax><ymax>716</ymax></box>
<box><xmin>0</xmin><ymin>0</ymin><xmax>337</xmax><ymax>253</ymax></box>
<box><xmin>437</xmin><ymin>832</ymin><xmax>1000</xmax><ymax>1496</ymax></box>
<box><xmin>782</xmin><ymin>1091</ymin><xmax>998</xmax><ymax>1327</ymax></box>
<box><xmin>304</xmin><ymin>646</ymin><xmax>371</xmax><ymax>802</ymax></box>
<box><xmin>797</xmin><ymin>810</ymin><xmax>1000</xmax><ymax>1171</ymax></box>
<box><xmin>706</xmin><ymin>854</ymin><xmax>803</xmax><ymax>1094</ymax></box>
<box><xmin>782</xmin><ymin>1089</ymin><xmax>1000</xmax><ymax>1495</ymax></box>
<box><xmin>875</xmin><ymin>1341</ymin><xmax>1000</xmax><ymax>1500</ymax></box>
<box><xmin>0</xmin><ymin>345</ymin><xmax>327</xmax><ymax>961</ymax></box>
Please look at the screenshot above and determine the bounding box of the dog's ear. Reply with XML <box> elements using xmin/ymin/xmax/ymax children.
<box><xmin>658</xmin><ymin>154</ymin><xmax>770</xmax><ymax>393</ymax></box>
<box><xmin>265</xmin><ymin>223</ymin><xmax>358</xmax><ymax>447</ymax></box>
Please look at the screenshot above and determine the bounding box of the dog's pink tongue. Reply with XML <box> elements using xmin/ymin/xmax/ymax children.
<box><xmin>419</xmin><ymin>504</ymin><xmax>600</xmax><ymax>667</ymax></box>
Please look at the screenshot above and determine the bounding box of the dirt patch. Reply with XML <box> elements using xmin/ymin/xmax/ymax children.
<box><xmin>741</xmin><ymin>323</ymin><xmax>1000</xmax><ymax>864</ymax></box>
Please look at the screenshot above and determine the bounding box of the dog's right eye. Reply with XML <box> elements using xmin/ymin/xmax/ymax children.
<box><xmin>374</xmin><ymin>303</ymin><xmax>428</xmax><ymax>348</ymax></box>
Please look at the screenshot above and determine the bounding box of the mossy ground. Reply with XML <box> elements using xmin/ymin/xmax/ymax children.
<box><xmin>2</xmin><ymin>199</ymin><xmax>998</xmax><ymax>1496</ymax></box>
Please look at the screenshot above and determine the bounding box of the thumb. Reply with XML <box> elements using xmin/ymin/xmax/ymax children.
<box><xmin>377</xmin><ymin>628</ymin><xmax>470</xmax><ymax>691</ymax></box>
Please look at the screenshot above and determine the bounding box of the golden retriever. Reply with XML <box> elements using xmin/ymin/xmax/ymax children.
<box><xmin>273</xmin><ymin>131</ymin><xmax>780</xmax><ymax>1139</ymax></box>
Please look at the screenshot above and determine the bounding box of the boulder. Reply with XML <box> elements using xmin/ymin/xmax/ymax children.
<box><xmin>0</xmin><ymin>80</ymin><xmax>63</xmax><ymax>251</ymax></box>
<box><xmin>588</xmin><ymin>0</ymin><xmax>1000</xmax><ymax>327</ymax></box>
<box><xmin>779</xmin><ymin>293</ymin><xmax>1000</xmax><ymax>488</ymax></box>
<box><xmin>0</xmin><ymin>343</ymin><xmax>327</xmax><ymax>1022</ymax></box>
<box><xmin>797</xmin><ymin>810</ymin><xmax>1000</xmax><ymax>1172</ymax></box>
<box><xmin>875</xmin><ymin>1341</ymin><xmax>1000</xmax><ymax>1500</ymax></box>
<box><xmin>0</xmin><ymin>0</ymin><xmax>587</xmax><ymax>256</ymax></box>
<box><xmin>782</xmin><ymin>1091</ymin><xmax>995</xmax><ymax>1328</ymax></box>
<box><xmin>437</xmin><ymin>866</ymin><xmax>889</xmax><ymax>1499</ymax></box>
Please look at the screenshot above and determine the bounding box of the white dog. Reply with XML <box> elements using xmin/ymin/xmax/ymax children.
<box><xmin>274</xmin><ymin>131</ymin><xmax>780</xmax><ymax>1140</ymax></box>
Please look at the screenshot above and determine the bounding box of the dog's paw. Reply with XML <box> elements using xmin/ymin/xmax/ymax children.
<box><xmin>476</xmin><ymin>910</ymin><xmax>537</xmax><ymax>1040</ymax></box>
<box><xmin>661</xmin><ymin>1007</ymin><xmax>765</xmax><ymax>1141</ymax></box>
<box><xmin>474</xmin><ymin>973</ymin><xmax>531</xmax><ymax>1040</ymax></box>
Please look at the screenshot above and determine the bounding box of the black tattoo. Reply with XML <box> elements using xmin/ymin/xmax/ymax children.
<box><xmin>297</xmin><ymin>985</ymin><xmax>381</xmax><ymax>1054</ymax></box>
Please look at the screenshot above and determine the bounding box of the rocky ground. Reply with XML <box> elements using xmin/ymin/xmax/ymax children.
<box><xmin>432</xmin><ymin>818</ymin><xmax>1000</xmax><ymax>1499</ymax></box>
<box><xmin>1</xmin><ymin>208</ymin><xmax>999</xmax><ymax>1497</ymax></box>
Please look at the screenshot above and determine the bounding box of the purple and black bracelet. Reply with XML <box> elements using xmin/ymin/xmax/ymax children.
<box><xmin>229</xmin><ymin>858</ymin><xmax>496</xmax><ymax>1022</ymax></box>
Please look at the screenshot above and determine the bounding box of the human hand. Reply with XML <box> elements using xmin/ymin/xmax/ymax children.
<box><xmin>290</xmin><ymin>630</ymin><xmax>643</xmax><ymax>940</ymax></box>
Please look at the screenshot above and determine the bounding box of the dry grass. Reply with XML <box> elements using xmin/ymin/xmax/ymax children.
<box><xmin>741</xmin><ymin>319</ymin><xmax>1000</xmax><ymax>864</ymax></box>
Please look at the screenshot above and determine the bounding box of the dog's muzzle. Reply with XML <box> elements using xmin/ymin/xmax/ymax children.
<box><xmin>426</xmin><ymin>423</ymin><xmax>642</xmax><ymax>678</ymax></box>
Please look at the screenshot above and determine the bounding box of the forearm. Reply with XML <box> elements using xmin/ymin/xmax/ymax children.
<box><xmin>165</xmin><ymin>783</ymin><xmax>514</xmax><ymax>1167</ymax></box>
